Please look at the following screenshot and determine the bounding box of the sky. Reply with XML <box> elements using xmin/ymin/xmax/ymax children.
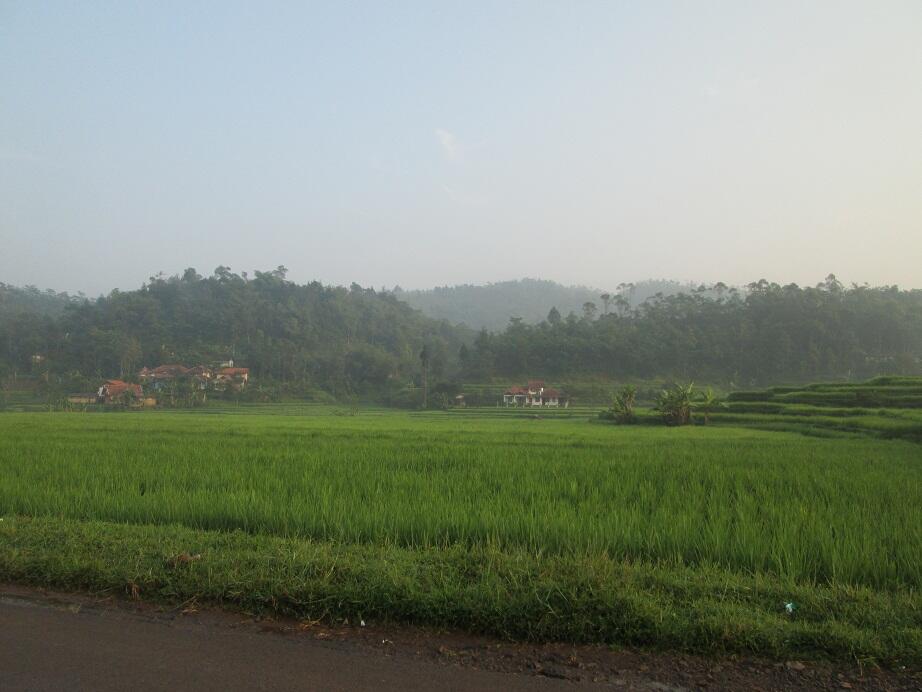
<box><xmin>2</xmin><ymin>1</ymin><xmax>921</xmax><ymax>296</ymax></box>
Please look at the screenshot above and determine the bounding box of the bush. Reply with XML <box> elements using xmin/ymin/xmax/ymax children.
<box><xmin>601</xmin><ymin>385</ymin><xmax>638</xmax><ymax>424</ymax></box>
<box><xmin>656</xmin><ymin>383</ymin><xmax>695</xmax><ymax>425</ymax></box>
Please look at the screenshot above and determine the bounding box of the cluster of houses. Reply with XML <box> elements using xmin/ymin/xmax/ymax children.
<box><xmin>68</xmin><ymin>361</ymin><xmax>250</xmax><ymax>407</ymax></box>
<box><xmin>138</xmin><ymin>362</ymin><xmax>249</xmax><ymax>392</ymax></box>
<box><xmin>67</xmin><ymin>367</ymin><xmax>567</xmax><ymax>410</ymax></box>
<box><xmin>503</xmin><ymin>380</ymin><xmax>567</xmax><ymax>407</ymax></box>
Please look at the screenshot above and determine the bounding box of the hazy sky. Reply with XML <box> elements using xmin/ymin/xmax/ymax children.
<box><xmin>2</xmin><ymin>1</ymin><xmax>921</xmax><ymax>296</ymax></box>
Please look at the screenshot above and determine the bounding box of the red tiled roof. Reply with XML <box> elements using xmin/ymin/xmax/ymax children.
<box><xmin>542</xmin><ymin>388</ymin><xmax>561</xmax><ymax>398</ymax></box>
<box><xmin>527</xmin><ymin>380</ymin><xmax>545</xmax><ymax>389</ymax></box>
<box><xmin>505</xmin><ymin>386</ymin><xmax>526</xmax><ymax>395</ymax></box>
<box><xmin>153</xmin><ymin>364</ymin><xmax>189</xmax><ymax>375</ymax></box>
<box><xmin>103</xmin><ymin>380</ymin><xmax>142</xmax><ymax>398</ymax></box>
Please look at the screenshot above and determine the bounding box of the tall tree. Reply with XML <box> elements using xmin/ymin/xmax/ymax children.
<box><xmin>419</xmin><ymin>345</ymin><xmax>430</xmax><ymax>408</ymax></box>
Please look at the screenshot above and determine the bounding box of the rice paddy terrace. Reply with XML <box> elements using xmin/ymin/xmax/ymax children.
<box><xmin>0</xmin><ymin>376</ymin><xmax>920</xmax><ymax>663</ymax></box>
<box><xmin>715</xmin><ymin>376</ymin><xmax>922</xmax><ymax>442</ymax></box>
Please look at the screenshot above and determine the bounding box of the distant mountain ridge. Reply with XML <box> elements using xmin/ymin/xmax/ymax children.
<box><xmin>395</xmin><ymin>278</ymin><xmax>697</xmax><ymax>331</ymax></box>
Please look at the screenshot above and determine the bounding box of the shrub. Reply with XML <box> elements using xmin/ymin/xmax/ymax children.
<box><xmin>656</xmin><ymin>383</ymin><xmax>695</xmax><ymax>425</ymax></box>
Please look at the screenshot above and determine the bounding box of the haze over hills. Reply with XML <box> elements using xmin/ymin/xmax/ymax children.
<box><xmin>6</xmin><ymin>270</ymin><xmax>920</xmax><ymax>395</ymax></box>
<box><xmin>1</xmin><ymin>276</ymin><xmax>717</xmax><ymax>334</ymax></box>
<box><xmin>396</xmin><ymin>278</ymin><xmax>698</xmax><ymax>331</ymax></box>
<box><xmin>0</xmin><ymin>283</ymin><xmax>77</xmax><ymax>319</ymax></box>
<box><xmin>0</xmin><ymin>270</ymin><xmax>469</xmax><ymax>400</ymax></box>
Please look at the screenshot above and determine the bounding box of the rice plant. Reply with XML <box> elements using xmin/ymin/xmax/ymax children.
<box><xmin>0</xmin><ymin>409</ymin><xmax>919</xmax><ymax>589</ymax></box>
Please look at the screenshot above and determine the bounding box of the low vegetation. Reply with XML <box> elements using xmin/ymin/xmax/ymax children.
<box><xmin>3</xmin><ymin>514</ymin><xmax>920</xmax><ymax>663</ymax></box>
<box><xmin>715</xmin><ymin>376</ymin><xmax>922</xmax><ymax>443</ymax></box>
<box><xmin>1</xmin><ymin>405</ymin><xmax>920</xmax><ymax>663</ymax></box>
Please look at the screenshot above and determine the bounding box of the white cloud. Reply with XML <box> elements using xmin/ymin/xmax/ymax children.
<box><xmin>435</xmin><ymin>128</ymin><xmax>462</xmax><ymax>162</ymax></box>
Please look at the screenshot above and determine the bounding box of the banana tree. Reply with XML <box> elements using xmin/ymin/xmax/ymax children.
<box><xmin>610</xmin><ymin>384</ymin><xmax>637</xmax><ymax>423</ymax></box>
<box><xmin>655</xmin><ymin>382</ymin><xmax>695</xmax><ymax>425</ymax></box>
<box><xmin>694</xmin><ymin>386</ymin><xmax>726</xmax><ymax>425</ymax></box>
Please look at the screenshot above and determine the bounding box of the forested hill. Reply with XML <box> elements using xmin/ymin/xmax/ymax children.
<box><xmin>0</xmin><ymin>283</ymin><xmax>77</xmax><ymax>318</ymax></box>
<box><xmin>462</xmin><ymin>277</ymin><xmax>922</xmax><ymax>385</ymax></box>
<box><xmin>395</xmin><ymin>278</ymin><xmax>696</xmax><ymax>331</ymax></box>
<box><xmin>0</xmin><ymin>268</ymin><xmax>469</xmax><ymax>396</ymax></box>
<box><xmin>4</xmin><ymin>271</ymin><xmax>922</xmax><ymax>395</ymax></box>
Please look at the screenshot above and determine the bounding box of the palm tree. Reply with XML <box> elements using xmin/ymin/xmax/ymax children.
<box><xmin>600</xmin><ymin>293</ymin><xmax>612</xmax><ymax>315</ymax></box>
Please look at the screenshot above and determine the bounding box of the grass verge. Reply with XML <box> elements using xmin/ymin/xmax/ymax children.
<box><xmin>1</xmin><ymin>515</ymin><xmax>919</xmax><ymax>665</ymax></box>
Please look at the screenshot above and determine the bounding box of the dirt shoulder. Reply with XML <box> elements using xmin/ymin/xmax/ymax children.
<box><xmin>1</xmin><ymin>584</ymin><xmax>918</xmax><ymax>691</ymax></box>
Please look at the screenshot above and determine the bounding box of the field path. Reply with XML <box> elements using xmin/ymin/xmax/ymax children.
<box><xmin>0</xmin><ymin>584</ymin><xmax>916</xmax><ymax>691</ymax></box>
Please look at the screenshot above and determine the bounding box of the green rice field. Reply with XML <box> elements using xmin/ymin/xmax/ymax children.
<box><xmin>1</xmin><ymin>410</ymin><xmax>920</xmax><ymax>587</ymax></box>
<box><xmin>1</xmin><ymin>386</ymin><xmax>921</xmax><ymax>661</ymax></box>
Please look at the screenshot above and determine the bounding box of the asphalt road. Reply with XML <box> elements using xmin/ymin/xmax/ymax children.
<box><xmin>0</xmin><ymin>590</ymin><xmax>586</xmax><ymax>692</ymax></box>
<box><xmin>1</xmin><ymin>586</ymin><xmax>916</xmax><ymax>691</ymax></box>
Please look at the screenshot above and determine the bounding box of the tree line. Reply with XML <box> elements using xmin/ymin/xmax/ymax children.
<box><xmin>0</xmin><ymin>268</ymin><xmax>467</xmax><ymax>398</ymax></box>
<box><xmin>460</xmin><ymin>276</ymin><xmax>922</xmax><ymax>386</ymax></box>
<box><xmin>3</xmin><ymin>272</ymin><xmax>921</xmax><ymax>399</ymax></box>
<box><xmin>395</xmin><ymin>278</ymin><xmax>703</xmax><ymax>331</ymax></box>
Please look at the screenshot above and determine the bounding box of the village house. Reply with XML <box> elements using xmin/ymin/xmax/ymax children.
<box><xmin>214</xmin><ymin>367</ymin><xmax>249</xmax><ymax>391</ymax></box>
<box><xmin>96</xmin><ymin>379</ymin><xmax>143</xmax><ymax>405</ymax></box>
<box><xmin>185</xmin><ymin>366</ymin><xmax>214</xmax><ymax>390</ymax></box>
<box><xmin>139</xmin><ymin>364</ymin><xmax>190</xmax><ymax>390</ymax></box>
<box><xmin>503</xmin><ymin>380</ymin><xmax>567</xmax><ymax>407</ymax></box>
<box><xmin>139</xmin><ymin>362</ymin><xmax>248</xmax><ymax>384</ymax></box>
<box><xmin>138</xmin><ymin>363</ymin><xmax>249</xmax><ymax>391</ymax></box>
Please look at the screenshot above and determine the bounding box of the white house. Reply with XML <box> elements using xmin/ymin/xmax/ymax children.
<box><xmin>503</xmin><ymin>381</ymin><xmax>567</xmax><ymax>407</ymax></box>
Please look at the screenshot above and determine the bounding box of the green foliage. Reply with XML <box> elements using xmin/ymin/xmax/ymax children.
<box><xmin>655</xmin><ymin>382</ymin><xmax>695</xmax><ymax>425</ymax></box>
<box><xmin>396</xmin><ymin>278</ymin><xmax>604</xmax><ymax>331</ymax></box>
<box><xmin>601</xmin><ymin>384</ymin><xmax>637</xmax><ymax>423</ymax></box>
<box><xmin>397</xmin><ymin>278</ymin><xmax>704</xmax><ymax>331</ymax></box>
<box><xmin>715</xmin><ymin>376</ymin><xmax>922</xmax><ymax>442</ymax></box>
<box><xmin>0</xmin><ymin>270</ymin><xmax>470</xmax><ymax>398</ymax></box>
<box><xmin>2</xmin><ymin>407</ymin><xmax>922</xmax><ymax>661</ymax></box>
<box><xmin>694</xmin><ymin>386</ymin><xmax>726</xmax><ymax>424</ymax></box>
<box><xmin>3</xmin><ymin>515</ymin><xmax>921</xmax><ymax>663</ymax></box>
<box><xmin>727</xmin><ymin>379</ymin><xmax>922</xmax><ymax>408</ymax></box>
<box><xmin>461</xmin><ymin>280</ymin><xmax>922</xmax><ymax>384</ymax></box>
<box><xmin>2</xmin><ymin>411</ymin><xmax>921</xmax><ymax>589</ymax></box>
<box><xmin>0</xmin><ymin>282</ymin><xmax>77</xmax><ymax>318</ymax></box>
<box><xmin>6</xmin><ymin>274</ymin><xmax>922</xmax><ymax>396</ymax></box>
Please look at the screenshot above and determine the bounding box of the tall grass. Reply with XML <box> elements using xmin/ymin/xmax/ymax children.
<box><xmin>1</xmin><ymin>410</ymin><xmax>920</xmax><ymax>589</ymax></box>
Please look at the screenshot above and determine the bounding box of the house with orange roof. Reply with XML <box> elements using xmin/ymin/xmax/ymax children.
<box><xmin>97</xmin><ymin>379</ymin><xmax>143</xmax><ymax>404</ymax></box>
<box><xmin>503</xmin><ymin>381</ymin><xmax>567</xmax><ymax>407</ymax></box>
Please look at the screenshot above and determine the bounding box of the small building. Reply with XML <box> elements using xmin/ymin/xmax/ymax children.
<box><xmin>503</xmin><ymin>385</ymin><xmax>528</xmax><ymax>406</ymax></box>
<box><xmin>97</xmin><ymin>380</ymin><xmax>143</xmax><ymax>405</ymax></box>
<box><xmin>541</xmin><ymin>388</ymin><xmax>563</xmax><ymax>407</ymax></box>
<box><xmin>139</xmin><ymin>364</ymin><xmax>191</xmax><ymax>390</ymax></box>
<box><xmin>503</xmin><ymin>381</ymin><xmax>567</xmax><ymax>407</ymax></box>
<box><xmin>186</xmin><ymin>366</ymin><xmax>213</xmax><ymax>389</ymax></box>
<box><xmin>215</xmin><ymin>367</ymin><xmax>249</xmax><ymax>390</ymax></box>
